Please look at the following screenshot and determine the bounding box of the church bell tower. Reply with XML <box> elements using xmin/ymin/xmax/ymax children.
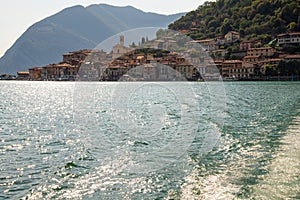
<box><xmin>120</xmin><ymin>35</ymin><xmax>124</xmax><ymax>46</ymax></box>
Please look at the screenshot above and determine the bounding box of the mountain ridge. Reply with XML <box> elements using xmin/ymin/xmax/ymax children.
<box><xmin>0</xmin><ymin>4</ymin><xmax>185</xmax><ymax>74</ymax></box>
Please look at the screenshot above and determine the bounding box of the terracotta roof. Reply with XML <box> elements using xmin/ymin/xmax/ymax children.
<box><xmin>284</xmin><ymin>55</ymin><xmax>300</xmax><ymax>59</ymax></box>
<box><xmin>210</xmin><ymin>50</ymin><xmax>226</xmax><ymax>52</ymax></box>
<box><xmin>248</xmin><ymin>47</ymin><xmax>273</xmax><ymax>50</ymax></box>
<box><xmin>55</xmin><ymin>63</ymin><xmax>74</xmax><ymax>67</ymax></box>
<box><xmin>63</xmin><ymin>49</ymin><xmax>92</xmax><ymax>56</ymax></box>
<box><xmin>179</xmin><ymin>30</ymin><xmax>189</xmax><ymax>34</ymax></box>
<box><xmin>223</xmin><ymin>60</ymin><xmax>242</xmax><ymax>63</ymax></box>
<box><xmin>213</xmin><ymin>60</ymin><xmax>224</xmax><ymax>63</ymax></box>
<box><xmin>17</xmin><ymin>71</ymin><xmax>29</xmax><ymax>75</ymax></box>
<box><xmin>278</xmin><ymin>32</ymin><xmax>300</xmax><ymax>37</ymax></box>
<box><xmin>137</xmin><ymin>56</ymin><xmax>145</xmax><ymax>60</ymax></box>
<box><xmin>226</xmin><ymin>31</ymin><xmax>240</xmax><ymax>35</ymax></box>
<box><xmin>29</xmin><ymin>67</ymin><xmax>42</xmax><ymax>70</ymax></box>
<box><xmin>63</xmin><ymin>53</ymin><xmax>73</xmax><ymax>56</ymax></box>
<box><xmin>244</xmin><ymin>56</ymin><xmax>260</xmax><ymax>59</ymax></box>
<box><xmin>191</xmin><ymin>39</ymin><xmax>214</xmax><ymax>43</ymax></box>
<box><xmin>240</xmin><ymin>40</ymin><xmax>258</xmax><ymax>44</ymax></box>
<box><xmin>257</xmin><ymin>58</ymin><xmax>283</xmax><ymax>63</ymax></box>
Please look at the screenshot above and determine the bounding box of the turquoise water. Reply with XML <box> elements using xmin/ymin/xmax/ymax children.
<box><xmin>0</xmin><ymin>81</ymin><xmax>299</xmax><ymax>199</ymax></box>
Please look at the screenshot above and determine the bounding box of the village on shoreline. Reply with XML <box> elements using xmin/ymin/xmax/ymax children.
<box><xmin>1</xmin><ymin>31</ymin><xmax>300</xmax><ymax>82</ymax></box>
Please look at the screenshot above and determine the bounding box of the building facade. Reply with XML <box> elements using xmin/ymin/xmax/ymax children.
<box><xmin>278</xmin><ymin>32</ymin><xmax>300</xmax><ymax>46</ymax></box>
<box><xmin>247</xmin><ymin>47</ymin><xmax>275</xmax><ymax>57</ymax></box>
<box><xmin>240</xmin><ymin>40</ymin><xmax>261</xmax><ymax>51</ymax></box>
<box><xmin>112</xmin><ymin>35</ymin><xmax>132</xmax><ymax>59</ymax></box>
<box><xmin>225</xmin><ymin>31</ymin><xmax>240</xmax><ymax>43</ymax></box>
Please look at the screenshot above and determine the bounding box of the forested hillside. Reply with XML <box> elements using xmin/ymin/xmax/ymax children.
<box><xmin>169</xmin><ymin>0</ymin><xmax>300</xmax><ymax>42</ymax></box>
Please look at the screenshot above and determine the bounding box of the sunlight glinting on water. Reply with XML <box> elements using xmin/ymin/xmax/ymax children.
<box><xmin>252</xmin><ymin>115</ymin><xmax>300</xmax><ymax>199</ymax></box>
<box><xmin>1</xmin><ymin>82</ymin><xmax>300</xmax><ymax>199</ymax></box>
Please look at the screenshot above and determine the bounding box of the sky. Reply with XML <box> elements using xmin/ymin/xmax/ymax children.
<box><xmin>0</xmin><ymin>0</ymin><xmax>207</xmax><ymax>57</ymax></box>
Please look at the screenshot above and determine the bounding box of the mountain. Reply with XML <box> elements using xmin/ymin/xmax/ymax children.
<box><xmin>169</xmin><ymin>0</ymin><xmax>300</xmax><ymax>42</ymax></box>
<box><xmin>0</xmin><ymin>4</ymin><xmax>184</xmax><ymax>74</ymax></box>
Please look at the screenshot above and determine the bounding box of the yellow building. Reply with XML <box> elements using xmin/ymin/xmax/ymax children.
<box><xmin>29</xmin><ymin>67</ymin><xmax>42</xmax><ymax>80</ymax></box>
<box><xmin>41</xmin><ymin>63</ymin><xmax>78</xmax><ymax>81</ymax></box>
<box><xmin>222</xmin><ymin>60</ymin><xmax>245</xmax><ymax>78</ymax></box>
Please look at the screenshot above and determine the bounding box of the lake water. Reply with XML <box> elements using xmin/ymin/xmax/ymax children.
<box><xmin>0</xmin><ymin>81</ymin><xmax>299</xmax><ymax>199</ymax></box>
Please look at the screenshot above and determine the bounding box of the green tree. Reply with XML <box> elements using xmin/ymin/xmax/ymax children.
<box><xmin>220</xmin><ymin>18</ymin><xmax>232</xmax><ymax>35</ymax></box>
<box><xmin>169</xmin><ymin>0</ymin><xmax>300</xmax><ymax>40</ymax></box>
<box><xmin>141</xmin><ymin>37</ymin><xmax>146</xmax><ymax>44</ymax></box>
<box><xmin>288</xmin><ymin>22</ymin><xmax>297</xmax><ymax>32</ymax></box>
<box><xmin>264</xmin><ymin>64</ymin><xmax>277</xmax><ymax>76</ymax></box>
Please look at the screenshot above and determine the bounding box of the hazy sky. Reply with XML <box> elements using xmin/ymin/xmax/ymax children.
<box><xmin>0</xmin><ymin>0</ymin><xmax>207</xmax><ymax>57</ymax></box>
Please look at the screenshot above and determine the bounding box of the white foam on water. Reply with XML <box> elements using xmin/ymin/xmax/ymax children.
<box><xmin>252</xmin><ymin>115</ymin><xmax>300</xmax><ymax>199</ymax></box>
<box><xmin>179</xmin><ymin>114</ymin><xmax>300</xmax><ymax>200</ymax></box>
<box><xmin>179</xmin><ymin>162</ymin><xmax>241</xmax><ymax>200</ymax></box>
<box><xmin>181</xmin><ymin>172</ymin><xmax>239</xmax><ymax>199</ymax></box>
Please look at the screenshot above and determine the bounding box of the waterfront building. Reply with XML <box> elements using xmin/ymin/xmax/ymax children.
<box><xmin>102</xmin><ymin>65</ymin><xmax>127</xmax><ymax>81</ymax></box>
<box><xmin>29</xmin><ymin>67</ymin><xmax>42</xmax><ymax>80</ymax></box>
<box><xmin>222</xmin><ymin>60</ymin><xmax>248</xmax><ymax>78</ymax></box>
<box><xmin>205</xmin><ymin>62</ymin><xmax>222</xmax><ymax>80</ymax></box>
<box><xmin>17</xmin><ymin>71</ymin><xmax>29</xmax><ymax>80</ymax></box>
<box><xmin>173</xmin><ymin>62</ymin><xmax>197</xmax><ymax>80</ymax></box>
<box><xmin>257</xmin><ymin>58</ymin><xmax>283</xmax><ymax>74</ymax></box>
<box><xmin>0</xmin><ymin>74</ymin><xmax>16</xmax><ymax>80</ymax></box>
<box><xmin>41</xmin><ymin>63</ymin><xmax>78</xmax><ymax>81</ymax></box>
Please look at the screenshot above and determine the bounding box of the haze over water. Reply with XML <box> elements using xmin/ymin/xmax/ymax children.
<box><xmin>0</xmin><ymin>81</ymin><xmax>299</xmax><ymax>199</ymax></box>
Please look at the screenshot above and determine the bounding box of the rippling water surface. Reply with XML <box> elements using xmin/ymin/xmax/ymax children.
<box><xmin>0</xmin><ymin>81</ymin><xmax>299</xmax><ymax>199</ymax></box>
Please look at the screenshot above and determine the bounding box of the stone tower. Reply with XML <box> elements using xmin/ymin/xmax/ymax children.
<box><xmin>120</xmin><ymin>35</ymin><xmax>124</xmax><ymax>46</ymax></box>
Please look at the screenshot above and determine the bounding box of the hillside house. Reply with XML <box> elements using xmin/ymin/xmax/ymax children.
<box><xmin>247</xmin><ymin>47</ymin><xmax>275</xmax><ymax>57</ymax></box>
<box><xmin>225</xmin><ymin>31</ymin><xmax>240</xmax><ymax>43</ymax></box>
<box><xmin>278</xmin><ymin>32</ymin><xmax>300</xmax><ymax>46</ymax></box>
<box><xmin>63</xmin><ymin>49</ymin><xmax>92</xmax><ymax>66</ymax></box>
<box><xmin>240</xmin><ymin>40</ymin><xmax>261</xmax><ymax>51</ymax></box>
<box><xmin>190</xmin><ymin>39</ymin><xmax>218</xmax><ymax>51</ymax></box>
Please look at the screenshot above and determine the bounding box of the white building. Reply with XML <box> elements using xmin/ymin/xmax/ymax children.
<box><xmin>278</xmin><ymin>32</ymin><xmax>300</xmax><ymax>45</ymax></box>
